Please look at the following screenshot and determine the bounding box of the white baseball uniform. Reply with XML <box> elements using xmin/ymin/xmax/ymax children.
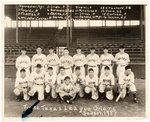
<box><xmin>32</xmin><ymin>54</ymin><xmax>47</xmax><ymax>72</ymax></box>
<box><xmin>46</xmin><ymin>53</ymin><xmax>60</xmax><ymax>74</ymax></box>
<box><xmin>45</xmin><ymin>72</ymin><xmax>57</xmax><ymax>98</ymax></box>
<box><xmin>100</xmin><ymin>53</ymin><xmax>114</xmax><ymax>74</ymax></box>
<box><xmin>16</xmin><ymin>55</ymin><xmax>31</xmax><ymax>77</ymax></box>
<box><xmin>115</xmin><ymin>52</ymin><xmax>130</xmax><ymax>77</ymax></box>
<box><xmin>85</xmin><ymin>75</ymin><xmax>99</xmax><ymax>100</ymax></box>
<box><xmin>72</xmin><ymin>73</ymin><xmax>85</xmax><ymax>97</ymax></box>
<box><xmin>73</xmin><ymin>54</ymin><xmax>86</xmax><ymax>76</ymax></box>
<box><xmin>99</xmin><ymin>73</ymin><xmax>115</xmax><ymax>100</ymax></box>
<box><xmin>28</xmin><ymin>71</ymin><xmax>45</xmax><ymax>100</ymax></box>
<box><xmin>86</xmin><ymin>54</ymin><xmax>100</xmax><ymax>75</ymax></box>
<box><xmin>60</xmin><ymin>55</ymin><xmax>74</xmax><ymax>75</ymax></box>
<box><xmin>13</xmin><ymin>75</ymin><xmax>30</xmax><ymax>101</ymax></box>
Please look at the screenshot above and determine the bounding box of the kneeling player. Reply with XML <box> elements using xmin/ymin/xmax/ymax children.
<box><xmin>45</xmin><ymin>67</ymin><xmax>57</xmax><ymax>100</ymax></box>
<box><xmin>58</xmin><ymin>76</ymin><xmax>76</xmax><ymax>104</ymax></box>
<box><xmin>85</xmin><ymin>68</ymin><xmax>99</xmax><ymax>100</ymax></box>
<box><xmin>99</xmin><ymin>66</ymin><xmax>115</xmax><ymax>101</ymax></box>
<box><xmin>28</xmin><ymin>64</ymin><xmax>45</xmax><ymax>101</ymax></box>
<box><xmin>13</xmin><ymin>69</ymin><xmax>30</xmax><ymax>101</ymax></box>
<box><xmin>117</xmin><ymin>66</ymin><xmax>137</xmax><ymax>103</ymax></box>
<box><xmin>73</xmin><ymin>66</ymin><xmax>85</xmax><ymax>98</ymax></box>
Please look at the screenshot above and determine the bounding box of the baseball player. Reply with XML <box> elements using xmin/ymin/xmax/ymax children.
<box><xmin>72</xmin><ymin>66</ymin><xmax>85</xmax><ymax>98</ymax></box>
<box><xmin>31</xmin><ymin>47</ymin><xmax>47</xmax><ymax>72</ymax></box>
<box><xmin>100</xmin><ymin>47</ymin><xmax>115</xmax><ymax>74</ymax></box>
<box><xmin>99</xmin><ymin>66</ymin><xmax>115</xmax><ymax>101</ymax></box>
<box><xmin>85</xmin><ymin>68</ymin><xmax>99</xmax><ymax>100</ymax></box>
<box><xmin>45</xmin><ymin>67</ymin><xmax>57</xmax><ymax>100</ymax></box>
<box><xmin>73</xmin><ymin>47</ymin><xmax>86</xmax><ymax>76</ymax></box>
<box><xmin>16</xmin><ymin>48</ymin><xmax>31</xmax><ymax>77</ymax></box>
<box><xmin>46</xmin><ymin>47</ymin><xmax>60</xmax><ymax>74</ymax></box>
<box><xmin>60</xmin><ymin>48</ymin><xmax>74</xmax><ymax>75</ymax></box>
<box><xmin>115</xmin><ymin>45</ymin><xmax>130</xmax><ymax>77</ymax></box>
<box><xmin>86</xmin><ymin>47</ymin><xmax>100</xmax><ymax>76</ymax></box>
<box><xmin>13</xmin><ymin>69</ymin><xmax>30</xmax><ymax>101</ymax></box>
<box><xmin>118</xmin><ymin>66</ymin><xmax>137</xmax><ymax>103</ymax></box>
<box><xmin>28</xmin><ymin>64</ymin><xmax>45</xmax><ymax>101</ymax></box>
<box><xmin>57</xmin><ymin>76</ymin><xmax>77</xmax><ymax>104</ymax></box>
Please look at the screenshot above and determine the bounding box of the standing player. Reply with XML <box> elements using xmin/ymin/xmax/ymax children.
<box><xmin>86</xmin><ymin>47</ymin><xmax>100</xmax><ymax>76</ymax></box>
<box><xmin>73</xmin><ymin>47</ymin><xmax>86</xmax><ymax>76</ymax></box>
<box><xmin>60</xmin><ymin>48</ymin><xmax>74</xmax><ymax>75</ymax></box>
<box><xmin>45</xmin><ymin>67</ymin><xmax>57</xmax><ymax>100</ymax></box>
<box><xmin>85</xmin><ymin>68</ymin><xmax>99</xmax><ymax>100</ymax></box>
<box><xmin>99</xmin><ymin>66</ymin><xmax>115</xmax><ymax>101</ymax></box>
<box><xmin>28</xmin><ymin>64</ymin><xmax>45</xmax><ymax>101</ymax></box>
<box><xmin>13</xmin><ymin>69</ymin><xmax>30</xmax><ymax>101</ymax></box>
<box><xmin>72</xmin><ymin>66</ymin><xmax>85</xmax><ymax>98</ymax></box>
<box><xmin>16</xmin><ymin>48</ymin><xmax>31</xmax><ymax>77</ymax></box>
<box><xmin>100</xmin><ymin>47</ymin><xmax>115</xmax><ymax>74</ymax></box>
<box><xmin>32</xmin><ymin>47</ymin><xmax>47</xmax><ymax>72</ymax></box>
<box><xmin>46</xmin><ymin>47</ymin><xmax>60</xmax><ymax>74</ymax></box>
<box><xmin>115</xmin><ymin>45</ymin><xmax>130</xmax><ymax>78</ymax></box>
<box><xmin>118</xmin><ymin>66</ymin><xmax>137</xmax><ymax>103</ymax></box>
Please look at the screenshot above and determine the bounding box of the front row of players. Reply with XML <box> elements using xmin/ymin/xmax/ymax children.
<box><xmin>14</xmin><ymin>64</ymin><xmax>138</xmax><ymax>104</ymax></box>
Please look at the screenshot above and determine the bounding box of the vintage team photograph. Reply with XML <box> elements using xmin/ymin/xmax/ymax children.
<box><xmin>3</xmin><ymin>4</ymin><xmax>146</xmax><ymax>119</ymax></box>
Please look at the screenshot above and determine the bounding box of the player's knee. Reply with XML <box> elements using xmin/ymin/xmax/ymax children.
<box><xmin>85</xmin><ymin>87</ymin><xmax>90</xmax><ymax>93</ymax></box>
<box><xmin>14</xmin><ymin>88</ymin><xmax>20</xmax><ymax>96</ymax></box>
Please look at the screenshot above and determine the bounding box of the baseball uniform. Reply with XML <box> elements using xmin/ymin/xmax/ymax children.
<box><xmin>86</xmin><ymin>54</ymin><xmax>100</xmax><ymax>76</ymax></box>
<box><xmin>85</xmin><ymin>75</ymin><xmax>99</xmax><ymax>100</ymax></box>
<box><xmin>13</xmin><ymin>75</ymin><xmax>30</xmax><ymax>101</ymax></box>
<box><xmin>28</xmin><ymin>70</ymin><xmax>45</xmax><ymax>100</ymax></box>
<box><xmin>115</xmin><ymin>52</ymin><xmax>130</xmax><ymax>77</ymax></box>
<box><xmin>73</xmin><ymin>54</ymin><xmax>86</xmax><ymax>76</ymax></box>
<box><xmin>60</xmin><ymin>55</ymin><xmax>74</xmax><ymax>75</ymax></box>
<box><xmin>32</xmin><ymin>54</ymin><xmax>47</xmax><ymax>72</ymax></box>
<box><xmin>46</xmin><ymin>53</ymin><xmax>60</xmax><ymax>74</ymax></box>
<box><xmin>16</xmin><ymin>55</ymin><xmax>31</xmax><ymax>77</ymax></box>
<box><xmin>72</xmin><ymin>73</ymin><xmax>85</xmax><ymax>97</ymax></box>
<box><xmin>99</xmin><ymin>73</ymin><xmax>115</xmax><ymax>100</ymax></box>
<box><xmin>45</xmin><ymin>72</ymin><xmax>57</xmax><ymax>98</ymax></box>
<box><xmin>100</xmin><ymin>53</ymin><xmax>114</xmax><ymax>74</ymax></box>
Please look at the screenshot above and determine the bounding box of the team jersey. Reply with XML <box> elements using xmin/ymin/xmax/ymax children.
<box><xmin>72</xmin><ymin>73</ymin><xmax>85</xmax><ymax>84</ymax></box>
<box><xmin>57</xmin><ymin>73</ymin><xmax>73</xmax><ymax>85</ymax></box>
<box><xmin>115</xmin><ymin>52</ymin><xmax>130</xmax><ymax>65</ymax></box>
<box><xmin>15</xmin><ymin>76</ymin><xmax>30</xmax><ymax>88</ymax></box>
<box><xmin>85</xmin><ymin>75</ymin><xmax>98</xmax><ymax>86</ymax></box>
<box><xmin>30</xmin><ymin>71</ymin><xmax>45</xmax><ymax>84</ymax></box>
<box><xmin>32</xmin><ymin>54</ymin><xmax>47</xmax><ymax>67</ymax></box>
<box><xmin>119</xmin><ymin>72</ymin><xmax>134</xmax><ymax>85</ymax></box>
<box><xmin>58</xmin><ymin>82</ymin><xmax>75</xmax><ymax>93</ymax></box>
<box><xmin>16</xmin><ymin>55</ymin><xmax>31</xmax><ymax>69</ymax></box>
<box><xmin>100</xmin><ymin>54</ymin><xmax>114</xmax><ymax>65</ymax></box>
<box><xmin>60</xmin><ymin>55</ymin><xmax>74</xmax><ymax>68</ymax></box>
<box><xmin>86</xmin><ymin>54</ymin><xmax>100</xmax><ymax>66</ymax></box>
<box><xmin>46</xmin><ymin>53</ymin><xmax>60</xmax><ymax>67</ymax></box>
<box><xmin>99</xmin><ymin>73</ymin><xmax>115</xmax><ymax>85</ymax></box>
<box><xmin>45</xmin><ymin>72</ymin><xmax>57</xmax><ymax>85</ymax></box>
<box><xmin>73</xmin><ymin>54</ymin><xmax>86</xmax><ymax>66</ymax></box>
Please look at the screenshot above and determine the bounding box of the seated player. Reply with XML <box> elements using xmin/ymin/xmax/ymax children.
<box><xmin>45</xmin><ymin>67</ymin><xmax>57</xmax><ymax>100</ymax></box>
<box><xmin>13</xmin><ymin>69</ymin><xmax>30</xmax><ymax>101</ymax></box>
<box><xmin>118</xmin><ymin>65</ymin><xmax>138</xmax><ymax>103</ymax></box>
<box><xmin>57</xmin><ymin>76</ymin><xmax>77</xmax><ymax>104</ymax></box>
<box><xmin>72</xmin><ymin>66</ymin><xmax>85</xmax><ymax>98</ymax></box>
<box><xmin>99</xmin><ymin>66</ymin><xmax>115</xmax><ymax>101</ymax></box>
<box><xmin>28</xmin><ymin>64</ymin><xmax>45</xmax><ymax>101</ymax></box>
<box><xmin>85</xmin><ymin>68</ymin><xmax>99</xmax><ymax>100</ymax></box>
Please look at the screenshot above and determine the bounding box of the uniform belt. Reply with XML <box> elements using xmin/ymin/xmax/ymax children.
<box><xmin>22</xmin><ymin>87</ymin><xmax>28</xmax><ymax>89</ymax></box>
<box><xmin>35</xmin><ymin>83</ymin><xmax>44</xmax><ymax>85</ymax></box>
<box><xmin>88</xmin><ymin>65</ymin><xmax>97</xmax><ymax>67</ymax></box>
<box><xmin>102</xmin><ymin>64</ymin><xmax>111</xmax><ymax>66</ymax></box>
<box><xmin>64</xmin><ymin>67</ymin><xmax>71</xmax><ymax>69</ymax></box>
<box><xmin>19</xmin><ymin>82</ymin><xmax>27</xmax><ymax>84</ymax></box>
<box><xmin>48</xmin><ymin>65</ymin><xmax>58</xmax><ymax>66</ymax></box>
<box><xmin>119</xmin><ymin>65</ymin><xmax>126</xmax><ymax>67</ymax></box>
<box><xmin>75</xmin><ymin>65</ymin><xmax>84</xmax><ymax>67</ymax></box>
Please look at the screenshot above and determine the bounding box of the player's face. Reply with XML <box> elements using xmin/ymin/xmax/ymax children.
<box><xmin>37</xmin><ymin>48</ymin><xmax>42</xmax><ymax>54</ymax></box>
<box><xmin>36</xmin><ymin>67</ymin><xmax>41</xmax><ymax>73</ymax></box>
<box><xmin>90</xmin><ymin>49</ymin><xmax>95</xmax><ymax>54</ymax></box>
<box><xmin>49</xmin><ymin>49</ymin><xmax>54</xmax><ymax>54</ymax></box>
<box><xmin>105</xmin><ymin>69</ymin><xmax>110</xmax><ymax>75</ymax></box>
<box><xmin>21</xmin><ymin>50</ymin><xmax>26</xmax><ymax>55</ymax></box>
<box><xmin>48</xmin><ymin>69</ymin><xmax>53</xmax><ymax>75</ymax></box>
<box><xmin>65</xmin><ymin>79</ymin><xmax>70</xmax><ymax>85</ymax></box>
<box><xmin>60</xmin><ymin>69</ymin><xmax>65</xmax><ymax>75</ymax></box>
<box><xmin>64</xmin><ymin>50</ymin><xmax>69</xmax><ymax>55</ymax></box>
<box><xmin>125</xmin><ymin>69</ymin><xmax>132</xmax><ymax>75</ymax></box>
<box><xmin>75</xmin><ymin>69</ymin><xmax>81</xmax><ymax>75</ymax></box>
<box><xmin>119</xmin><ymin>48</ymin><xmax>125</xmax><ymax>53</ymax></box>
<box><xmin>20</xmin><ymin>71</ymin><xmax>26</xmax><ymax>78</ymax></box>
<box><xmin>76</xmin><ymin>49</ymin><xmax>81</xmax><ymax>54</ymax></box>
<box><xmin>103</xmin><ymin>49</ymin><xmax>108</xmax><ymax>54</ymax></box>
<box><xmin>89</xmin><ymin>71</ymin><xmax>94</xmax><ymax>77</ymax></box>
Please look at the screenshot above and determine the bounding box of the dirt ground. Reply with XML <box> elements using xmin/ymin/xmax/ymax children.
<box><xmin>4</xmin><ymin>78</ymin><xmax>145</xmax><ymax>118</ymax></box>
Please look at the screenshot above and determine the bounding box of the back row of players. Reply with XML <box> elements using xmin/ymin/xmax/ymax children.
<box><xmin>14</xmin><ymin>45</ymin><xmax>137</xmax><ymax>104</ymax></box>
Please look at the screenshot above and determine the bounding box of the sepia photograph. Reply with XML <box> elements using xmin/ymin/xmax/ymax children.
<box><xmin>2</xmin><ymin>2</ymin><xmax>147</xmax><ymax>120</ymax></box>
